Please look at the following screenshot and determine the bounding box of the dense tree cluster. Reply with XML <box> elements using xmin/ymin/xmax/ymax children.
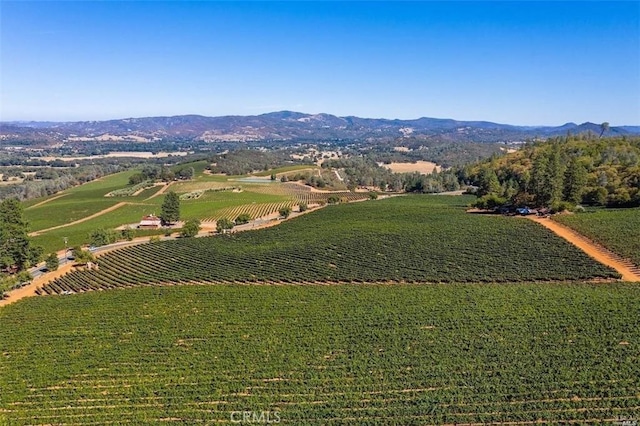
<box><xmin>209</xmin><ymin>149</ymin><xmax>312</xmax><ymax>175</ymax></box>
<box><xmin>128</xmin><ymin>165</ymin><xmax>175</xmax><ymax>185</ymax></box>
<box><xmin>464</xmin><ymin>136</ymin><xmax>640</xmax><ymax>209</ymax></box>
<box><xmin>359</xmin><ymin>137</ymin><xmax>504</xmax><ymax>168</ymax></box>
<box><xmin>321</xmin><ymin>157</ymin><xmax>459</xmax><ymax>193</ymax></box>
<box><xmin>0</xmin><ymin>164</ymin><xmax>122</xmax><ymax>201</ymax></box>
<box><xmin>0</xmin><ymin>198</ymin><xmax>43</xmax><ymax>273</ymax></box>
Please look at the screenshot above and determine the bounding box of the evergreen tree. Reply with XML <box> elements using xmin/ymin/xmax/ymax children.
<box><xmin>160</xmin><ymin>191</ymin><xmax>180</xmax><ymax>225</ymax></box>
<box><xmin>563</xmin><ymin>159</ymin><xmax>587</xmax><ymax>204</ymax></box>
<box><xmin>477</xmin><ymin>167</ymin><xmax>501</xmax><ymax>197</ymax></box>
<box><xmin>0</xmin><ymin>198</ymin><xmax>43</xmax><ymax>272</ymax></box>
<box><xmin>547</xmin><ymin>148</ymin><xmax>565</xmax><ymax>206</ymax></box>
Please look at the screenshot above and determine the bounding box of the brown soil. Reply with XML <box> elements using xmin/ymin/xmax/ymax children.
<box><xmin>0</xmin><ymin>262</ymin><xmax>76</xmax><ymax>307</ymax></box>
<box><xmin>380</xmin><ymin>161</ymin><xmax>441</xmax><ymax>174</ymax></box>
<box><xmin>28</xmin><ymin>202</ymin><xmax>128</xmax><ymax>237</ymax></box>
<box><xmin>529</xmin><ymin>216</ymin><xmax>640</xmax><ymax>282</ymax></box>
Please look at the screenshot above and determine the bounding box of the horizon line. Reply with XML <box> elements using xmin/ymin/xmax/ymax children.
<box><xmin>0</xmin><ymin>111</ymin><xmax>635</xmax><ymax>128</ymax></box>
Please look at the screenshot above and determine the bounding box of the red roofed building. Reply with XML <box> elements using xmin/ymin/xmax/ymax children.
<box><xmin>139</xmin><ymin>214</ymin><xmax>161</xmax><ymax>228</ymax></box>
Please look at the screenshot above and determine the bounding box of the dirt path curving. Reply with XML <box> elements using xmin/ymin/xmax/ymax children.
<box><xmin>144</xmin><ymin>182</ymin><xmax>173</xmax><ymax>200</ymax></box>
<box><xmin>26</xmin><ymin>193</ymin><xmax>69</xmax><ymax>209</ymax></box>
<box><xmin>28</xmin><ymin>202</ymin><xmax>128</xmax><ymax>237</ymax></box>
<box><xmin>529</xmin><ymin>216</ymin><xmax>640</xmax><ymax>282</ymax></box>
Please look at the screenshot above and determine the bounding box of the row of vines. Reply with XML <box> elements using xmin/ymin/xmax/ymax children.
<box><xmin>2</xmin><ymin>283</ymin><xmax>639</xmax><ymax>424</ymax></box>
<box><xmin>37</xmin><ymin>196</ymin><xmax>618</xmax><ymax>295</ymax></box>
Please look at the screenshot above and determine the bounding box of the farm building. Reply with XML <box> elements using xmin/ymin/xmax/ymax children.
<box><xmin>139</xmin><ymin>214</ymin><xmax>161</xmax><ymax>228</ymax></box>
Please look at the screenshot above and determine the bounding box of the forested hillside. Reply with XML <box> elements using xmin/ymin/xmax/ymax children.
<box><xmin>463</xmin><ymin>136</ymin><xmax>640</xmax><ymax>209</ymax></box>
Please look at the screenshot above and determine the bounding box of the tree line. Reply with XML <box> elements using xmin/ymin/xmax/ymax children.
<box><xmin>462</xmin><ymin>136</ymin><xmax>640</xmax><ymax>209</ymax></box>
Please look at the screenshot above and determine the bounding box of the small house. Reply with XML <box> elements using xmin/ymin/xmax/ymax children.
<box><xmin>139</xmin><ymin>214</ymin><xmax>161</xmax><ymax>228</ymax></box>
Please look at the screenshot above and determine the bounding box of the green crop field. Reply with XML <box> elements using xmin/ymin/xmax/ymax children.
<box><xmin>38</xmin><ymin>195</ymin><xmax>617</xmax><ymax>294</ymax></box>
<box><xmin>1</xmin><ymin>283</ymin><xmax>639</xmax><ymax>425</ymax></box>
<box><xmin>20</xmin><ymin>166</ymin><xmax>325</xmax><ymax>253</ymax></box>
<box><xmin>554</xmin><ymin>208</ymin><xmax>640</xmax><ymax>267</ymax></box>
<box><xmin>24</xmin><ymin>171</ymin><xmax>136</xmax><ymax>231</ymax></box>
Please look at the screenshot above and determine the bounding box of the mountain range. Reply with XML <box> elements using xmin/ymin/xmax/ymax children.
<box><xmin>1</xmin><ymin>111</ymin><xmax>638</xmax><ymax>145</ymax></box>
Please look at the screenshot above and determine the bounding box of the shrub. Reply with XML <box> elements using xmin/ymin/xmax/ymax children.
<box><xmin>472</xmin><ymin>194</ymin><xmax>507</xmax><ymax>210</ymax></box>
<box><xmin>216</xmin><ymin>218</ymin><xmax>234</xmax><ymax>233</ymax></box>
<box><xmin>279</xmin><ymin>206</ymin><xmax>292</xmax><ymax>219</ymax></box>
<box><xmin>121</xmin><ymin>228</ymin><xmax>134</xmax><ymax>241</ymax></box>
<box><xmin>45</xmin><ymin>253</ymin><xmax>59</xmax><ymax>271</ymax></box>
<box><xmin>235</xmin><ymin>213</ymin><xmax>251</xmax><ymax>225</ymax></box>
<box><xmin>550</xmin><ymin>201</ymin><xmax>575</xmax><ymax>213</ymax></box>
<box><xmin>180</xmin><ymin>219</ymin><xmax>201</xmax><ymax>238</ymax></box>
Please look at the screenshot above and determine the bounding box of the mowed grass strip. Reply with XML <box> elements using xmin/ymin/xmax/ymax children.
<box><xmin>23</xmin><ymin>171</ymin><xmax>137</xmax><ymax>231</ymax></box>
<box><xmin>30</xmin><ymin>201</ymin><xmax>162</xmax><ymax>253</ymax></box>
<box><xmin>40</xmin><ymin>195</ymin><xmax>618</xmax><ymax>294</ymax></box>
<box><xmin>554</xmin><ymin>208</ymin><xmax>640</xmax><ymax>266</ymax></box>
<box><xmin>1</xmin><ymin>283</ymin><xmax>638</xmax><ymax>424</ymax></box>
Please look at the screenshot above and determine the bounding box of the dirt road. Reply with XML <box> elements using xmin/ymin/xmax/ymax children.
<box><xmin>530</xmin><ymin>216</ymin><xmax>640</xmax><ymax>282</ymax></box>
<box><xmin>26</xmin><ymin>194</ymin><xmax>69</xmax><ymax>209</ymax></box>
<box><xmin>144</xmin><ymin>182</ymin><xmax>173</xmax><ymax>200</ymax></box>
<box><xmin>2</xmin><ymin>204</ymin><xmax>329</xmax><ymax>306</ymax></box>
<box><xmin>28</xmin><ymin>202</ymin><xmax>128</xmax><ymax>237</ymax></box>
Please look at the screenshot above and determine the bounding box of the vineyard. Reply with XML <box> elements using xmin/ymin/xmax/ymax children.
<box><xmin>37</xmin><ymin>196</ymin><xmax>618</xmax><ymax>295</ymax></box>
<box><xmin>249</xmin><ymin>181</ymin><xmax>373</xmax><ymax>204</ymax></box>
<box><xmin>105</xmin><ymin>180</ymin><xmax>155</xmax><ymax>197</ymax></box>
<box><xmin>553</xmin><ymin>208</ymin><xmax>640</xmax><ymax>267</ymax></box>
<box><xmin>1</xmin><ymin>283</ymin><xmax>639</xmax><ymax>424</ymax></box>
<box><xmin>199</xmin><ymin>201</ymin><xmax>297</xmax><ymax>222</ymax></box>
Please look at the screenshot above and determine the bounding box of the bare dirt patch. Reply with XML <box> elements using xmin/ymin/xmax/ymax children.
<box><xmin>380</xmin><ymin>161</ymin><xmax>441</xmax><ymax>174</ymax></box>
<box><xmin>0</xmin><ymin>262</ymin><xmax>76</xmax><ymax>307</ymax></box>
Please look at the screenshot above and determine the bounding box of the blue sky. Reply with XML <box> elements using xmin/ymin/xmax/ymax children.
<box><xmin>1</xmin><ymin>1</ymin><xmax>638</xmax><ymax>125</ymax></box>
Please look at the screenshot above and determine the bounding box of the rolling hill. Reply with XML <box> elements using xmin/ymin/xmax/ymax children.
<box><xmin>2</xmin><ymin>112</ymin><xmax>637</xmax><ymax>145</ymax></box>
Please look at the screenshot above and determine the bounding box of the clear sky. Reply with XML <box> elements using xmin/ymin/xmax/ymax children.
<box><xmin>1</xmin><ymin>1</ymin><xmax>639</xmax><ymax>125</ymax></box>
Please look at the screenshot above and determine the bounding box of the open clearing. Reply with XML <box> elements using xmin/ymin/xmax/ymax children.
<box><xmin>380</xmin><ymin>160</ymin><xmax>441</xmax><ymax>174</ymax></box>
<box><xmin>1</xmin><ymin>283</ymin><xmax>638</xmax><ymax>424</ymax></box>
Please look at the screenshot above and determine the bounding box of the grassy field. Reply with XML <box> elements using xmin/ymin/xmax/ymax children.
<box><xmin>39</xmin><ymin>195</ymin><xmax>617</xmax><ymax>294</ymax></box>
<box><xmin>554</xmin><ymin>208</ymin><xmax>640</xmax><ymax>266</ymax></box>
<box><xmin>24</xmin><ymin>171</ymin><xmax>136</xmax><ymax>231</ymax></box>
<box><xmin>20</xmin><ymin>166</ymin><xmax>318</xmax><ymax>253</ymax></box>
<box><xmin>2</xmin><ymin>283</ymin><xmax>639</xmax><ymax>424</ymax></box>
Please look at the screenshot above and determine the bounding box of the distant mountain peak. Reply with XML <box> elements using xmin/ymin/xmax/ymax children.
<box><xmin>1</xmin><ymin>112</ymin><xmax>638</xmax><ymax>145</ymax></box>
